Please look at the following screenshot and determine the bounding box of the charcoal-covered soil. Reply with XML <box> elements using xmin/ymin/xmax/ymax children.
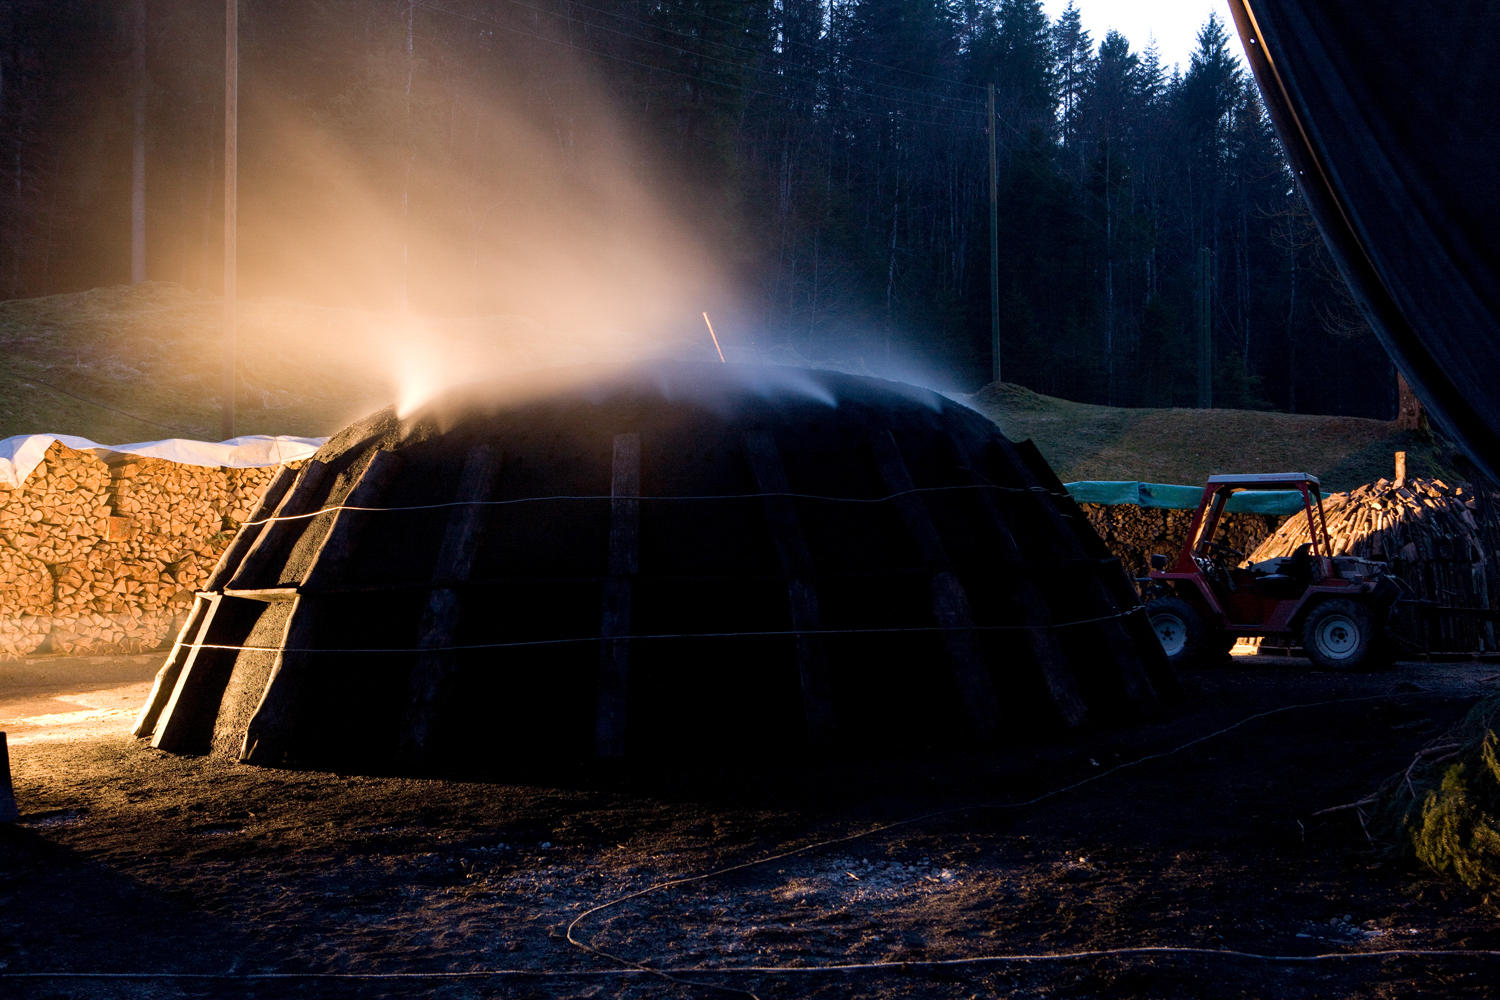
<box><xmin>3</xmin><ymin>653</ymin><xmax>1500</xmax><ymax>999</ymax></box>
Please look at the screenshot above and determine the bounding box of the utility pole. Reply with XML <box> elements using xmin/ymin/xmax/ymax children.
<box><xmin>1197</xmin><ymin>246</ymin><xmax>1213</xmax><ymax>409</ymax></box>
<box><xmin>988</xmin><ymin>83</ymin><xmax>1001</xmax><ymax>385</ymax></box>
<box><xmin>223</xmin><ymin>0</ymin><xmax>238</xmax><ymax>440</ymax></box>
<box><xmin>130</xmin><ymin>0</ymin><xmax>146</xmax><ymax>284</ymax></box>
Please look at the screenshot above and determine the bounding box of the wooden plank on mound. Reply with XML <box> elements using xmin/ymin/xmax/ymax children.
<box><xmin>945</xmin><ymin>437</ymin><xmax>1088</xmax><ymax>729</ymax></box>
<box><xmin>742</xmin><ymin>429</ymin><xmax>835</xmax><ymax>745</ymax></box>
<box><xmin>993</xmin><ymin>437</ymin><xmax>1162</xmax><ymax>709</ymax></box>
<box><xmin>239</xmin><ymin>593</ymin><xmax>312</xmax><ymax>765</ymax></box>
<box><xmin>225</xmin><ymin>460</ymin><xmax>330</xmax><ymax>592</ymax></box>
<box><xmin>595</xmin><ymin>432</ymin><xmax>640</xmax><ymax>760</ymax></box>
<box><xmin>205</xmin><ymin>463</ymin><xmax>299</xmax><ymax>591</ymax></box>
<box><xmin>868</xmin><ymin>430</ymin><xmax>1000</xmax><ymax>743</ymax></box>
<box><xmin>402</xmin><ymin>445</ymin><xmax>503</xmax><ymax>762</ymax></box>
<box><xmin>133</xmin><ymin>592</ymin><xmax>214</xmax><ymax>738</ymax></box>
<box><xmin>299</xmin><ymin>448</ymin><xmax>403</xmax><ymax>591</ymax></box>
<box><xmin>150</xmin><ymin>593</ymin><xmax>266</xmax><ymax>754</ymax></box>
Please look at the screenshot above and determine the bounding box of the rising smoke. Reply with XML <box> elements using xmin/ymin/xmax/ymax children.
<box><xmin>188</xmin><ymin>2</ymin><xmax>747</xmax><ymax>418</ymax></box>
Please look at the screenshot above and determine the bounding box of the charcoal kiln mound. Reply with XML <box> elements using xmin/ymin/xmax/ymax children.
<box><xmin>135</xmin><ymin>363</ymin><xmax>1172</xmax><ymax>775</ymax></box>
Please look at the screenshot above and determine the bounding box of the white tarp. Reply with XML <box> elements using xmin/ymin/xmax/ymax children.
<box><xmin>0</xmin><ymin>433</ymin><xmax>326</xmax><ymax>489</ymax></box>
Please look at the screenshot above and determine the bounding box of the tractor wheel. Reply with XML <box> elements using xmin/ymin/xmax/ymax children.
<box><xmin>1301</xmin><ymin>598</ymin><xmax>1387</xmax><ymax>671</ymax></box>
<box><xmin>1147</xmin><ymin>596</ymin><xmax>1220</xmax><ymax>668</ymax></box>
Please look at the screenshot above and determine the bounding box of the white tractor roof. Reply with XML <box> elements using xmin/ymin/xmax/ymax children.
<box><xmin>1206</xmin><ymin>472</ymin><xmax>1320</xmax><ymax>487</ymax></box>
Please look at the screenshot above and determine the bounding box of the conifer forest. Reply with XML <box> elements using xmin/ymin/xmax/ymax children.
<box><xmin>0</xmin><ymin>1</ymin><xmax>1397</xmax><ymax>416</ymax></box>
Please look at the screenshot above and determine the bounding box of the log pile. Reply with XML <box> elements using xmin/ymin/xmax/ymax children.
<box><xmin>0</xmin><ymin>440</ymin><xmax>292</xmax><ymax>659</ymax></box>
<box><xmin>1079</xmin><ymin>503</ymin><xmax>1285</xmax><ymax>581</ymax></box>
<box><xmin>1247</xmin><ymin>477</ymin><xmax>1500</xmax><ymax>654</ymax></box>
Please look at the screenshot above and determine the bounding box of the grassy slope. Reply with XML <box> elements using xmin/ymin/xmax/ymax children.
<box><xmin>964</xmin><ymin>382</ymin><xmax>1460</xmax><ymax>493</ymax></box>
<box><xmin>0</xmin><ymin>283</ymin><xmax>395</xmax><ymax>442</ymax></box>
<box><xmin>0</xmin><ymin>282</ymin><xmax>1461</xmax><ymax>491</ymax></box>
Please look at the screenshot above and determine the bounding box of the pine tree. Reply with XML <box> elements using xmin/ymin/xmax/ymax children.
<box><xmin>1051</xmin><ymin>1</ymin><xmax>1092</xmax><ymax>169</ymax></box>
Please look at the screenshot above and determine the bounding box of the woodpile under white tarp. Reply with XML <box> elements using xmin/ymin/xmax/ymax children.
<box><xmin>0</xmin><ymin>439</ymin><xmax>312</xmax><ymax>659</ymax></box>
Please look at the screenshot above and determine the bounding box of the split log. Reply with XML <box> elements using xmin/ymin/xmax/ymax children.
<box><xmin>0</xmin><ymin>543</ymin><xmax>55</xmax><ymax>615</ymax></box>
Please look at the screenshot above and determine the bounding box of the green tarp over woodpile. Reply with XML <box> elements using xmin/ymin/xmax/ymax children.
<box><xmin>1065</xmin><ymin>482</ymin><xmax>1305</xmax><ymax>515</ymax></box>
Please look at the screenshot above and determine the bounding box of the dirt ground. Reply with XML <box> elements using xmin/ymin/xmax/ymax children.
<box><xmin>3</xmin><ymin>652</ymin><xmax>1500</xmax><ymax>999</ymax></box>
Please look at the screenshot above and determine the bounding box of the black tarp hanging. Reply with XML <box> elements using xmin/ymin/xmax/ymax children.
<box><xmin>1230</xmin><ymin>2</ymin><xmax>1500</xmax><ymax>479</ymax></box>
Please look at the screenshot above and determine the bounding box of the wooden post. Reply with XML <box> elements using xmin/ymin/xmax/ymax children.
<box><xmin>595</xmin><ymin>433</ymin><xmax>640</xmax><ymax>759</ymax></box>
<box><xmin>222</xmin><ymin>0</ymin><xmax>238</xmax><ymax>440</ymax></box>
<box><xmin>1</xmin><ymin>732</ymin><xmax>18</xmax><ymax>824</ymax></box>
<box><xmin>1395</xmin><ymin>451</ymin><xmax>1407</xmax><ymax>488</ymax></box>
<box><xmin>130</xmin><ymin>0</ymin><xmax>147</xmax><ymax>284</ymax></box>
<box><xmin>1197</xmin><ymin>246</ymin><xmax>1213</xmax><ymax>409</ymax></box>
<box><xmin>988</xmin><ymin>82</ymin><xmax>1001</xmax><ymax>384</ymax></box>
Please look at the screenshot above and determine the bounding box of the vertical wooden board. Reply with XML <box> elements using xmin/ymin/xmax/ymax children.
<box><xmin>133</xmin><ymin>593</ymin><xmax>214</xmax><ymax>738</ymax></box>
<box><xmin>238</xmin><ymin>594</ymin><xmax>312</xmax><ymax>764</ymax></box>
<box><xmin>868</xmin><ymin>430</ymin><xmax>1000</xmax><ymax>742</ymax></box>
<box><xmin>742</xmin><ymin>429</ymin><xmax>834</xmax><ymax>743</ymax></box>
<box><xmin>401</xmin><ymin>446</ymin><xmax>502</xmax><ymax>763</ymax></box>
<box><xmin>595</xmin><ymin>433</ymin><xmax>640</xmax><ymax>760</ymax></box>
<box><xmin>300</xmin><ymin>449</ymin><xmax>404</xmax><ymax>591</ymax></box>
<box><xmin>205</xmin><ymin>463</ymin><xmax>299</xmax><ymax>592</ymax></box>
<box><xmin>226</xmin><ymin>460</ymin><xmax>330</xmax><ymax>591</ymax></box>
<box><xmin>150</xmin><ymin>594</ymin><xmax>266</xmax><ymax>755</ymax></box>
<box><xmin>943</xmin><ymin>436</ymin><xmax>1089</xmax><ymax>729</ymax></box>
<box><xmin>990</xmin><ymin>435</ymin><xmax>1166</xmax><ymax>709</ymax></box>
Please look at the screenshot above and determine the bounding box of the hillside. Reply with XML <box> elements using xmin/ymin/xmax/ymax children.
<box><xmin>0</xmin><ymin>282</ymin><xmax>633</xmax><ymax>445</ymax></box>
<box><xmin>964</xmin><ymin>382</ymin><xmax>1461</xmax><ymax>493</ymax></box>
<box><xmin>0</xmin><ymin>282</ymin><xmax>1462</xmax><ymax>492</ymax></box>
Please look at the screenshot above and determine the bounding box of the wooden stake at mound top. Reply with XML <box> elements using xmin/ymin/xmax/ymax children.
<box><xmin>1</xmin><ymin>732</ymin><xmax>18</xmax><ymax>824</ymax></box>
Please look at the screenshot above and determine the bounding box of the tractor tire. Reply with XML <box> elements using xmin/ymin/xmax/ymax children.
<box><xmin>1147</xmin><ymin>596</ymin><xmax>1221</xmax><ymax>668</ymax></box>
<box><xmin>1301</xmin><ymin>598</ymin><xmax>1387</xmax><ymax>671</ymax></box>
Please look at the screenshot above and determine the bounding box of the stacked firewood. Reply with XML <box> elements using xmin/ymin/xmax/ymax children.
<box><xmin>0</xmin><ymin>543</ymin><xmax>53</xmax><ymax>657</ymax></box>
<box><xmin>0</xmin><ymin>440</ymin><xmax>292</xmax><ymax>659</ymax></box>
<box><xmin>1248</xmin><ymin>477</ymin><xmax>1500</xmax><ymax>654</ymax></box>
<box><xmin>1080</xmin><ymin>503</ymin><xmax>1285</xmax><ymax>581</ymax></box>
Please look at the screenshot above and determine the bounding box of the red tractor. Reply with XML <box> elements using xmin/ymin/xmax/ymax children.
<box><xmin>1142</xmin><ymin>473</ymin><xmax>1400</xmax><ymax>670</ymax></box>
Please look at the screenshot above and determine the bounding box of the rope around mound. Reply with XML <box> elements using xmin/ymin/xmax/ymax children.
<box><xmin>8</xmin><ymin>688</ymin><xmax>1498</xmax><ymax>993</ymax></box>
<box><xmin>236</xmin><ymin>482</ymin><xmax>1074</xmax><ymax>528</ymax></box>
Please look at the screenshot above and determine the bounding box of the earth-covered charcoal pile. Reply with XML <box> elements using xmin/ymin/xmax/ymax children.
<box><xmin>0</xmin><ymin>441</ymin><xmax>289</xmax><ymax>658</ymax></box>
<box><xmin>138</xmin><ymin>363</ymin><xmax>1174</xmax><ymax>775</ymax></box>
<box><xmin>1079</xmin><ymin>502</ymin><xmax>1285</xmax><ymax>581</ymax></box>
<box><xmin>1247</xmin><ymin>477</ymin><xmax>1500</xmax><ymax>654</ymax></box>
